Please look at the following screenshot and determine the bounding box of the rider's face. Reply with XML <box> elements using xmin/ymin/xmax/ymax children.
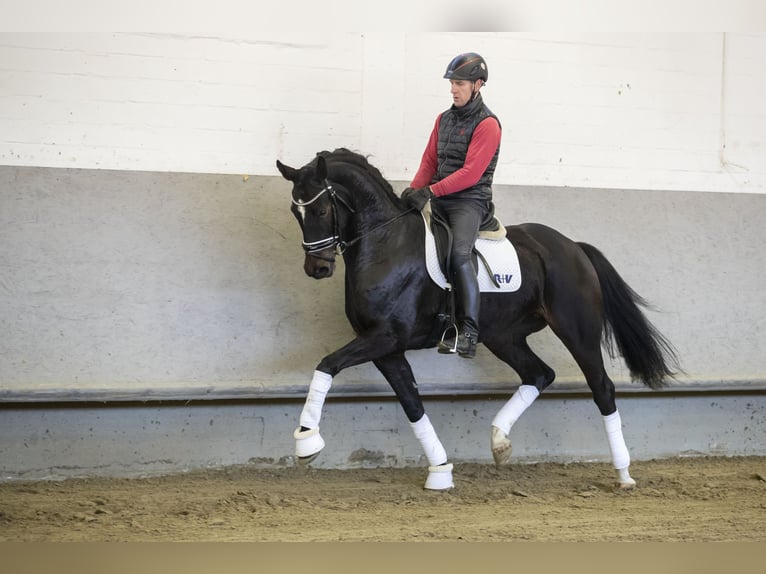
<box><xmin>449</xmin><ymin>79</ymin><xmax>479</xmax><ymax>107</ymax></box>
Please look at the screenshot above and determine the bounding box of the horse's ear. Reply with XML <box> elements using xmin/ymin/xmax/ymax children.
<box><xmin>276</xmin><ymin>159</ymin><xmax>298</xmax><ymax>182</ymax></box>
<box><xmin>316</xmin><ymin>155</ymin><xmax>328</xmax><ymax>182</ymax></box>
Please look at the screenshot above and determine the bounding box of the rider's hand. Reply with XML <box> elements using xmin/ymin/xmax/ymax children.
<box><xmin>401</xmin><ymin>186</ymin><xmax>434</xmax><ymax>211</ymax></box>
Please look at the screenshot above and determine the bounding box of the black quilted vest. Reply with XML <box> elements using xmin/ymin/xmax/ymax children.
<box><xmin>433</xmin><ymin>93</ymin><xmax>500</xmax><ymax>201</ymax></box>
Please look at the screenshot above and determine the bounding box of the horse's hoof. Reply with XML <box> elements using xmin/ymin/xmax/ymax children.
<box><xmin>616</xmin><ymin>468</ymin><xmax>637</xmax><ymax>490</ymax></box>
<box><xmin>424</xmin><ymin>463</ymin><xmax>454</xmax><ymax>490</ymax></box>
<box><xmin>296</xmin><ymin>452</ymin><xmax>321</xmax><ymax>466</ymax></box>
<box><xmin>294</xmin><ymin>427</ymin><xmax>325</xmax><ymax>462</ymax></box>
<box><xmin>491</xmin><ymin>426</ymin><xmax>512</xmax><ymax>467</ymax></box>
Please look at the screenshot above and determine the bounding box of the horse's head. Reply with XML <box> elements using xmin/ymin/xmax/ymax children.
<box><xmin>276</xmin><ymin>155</ymin><xmax>339</xmax><ymax>279</ymax></box>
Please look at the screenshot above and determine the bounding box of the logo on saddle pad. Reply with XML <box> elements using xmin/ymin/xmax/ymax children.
<box><xmin>422</xmin><ymin>213</ymin><xmax>522</xmax><ymax>292</ymax></box>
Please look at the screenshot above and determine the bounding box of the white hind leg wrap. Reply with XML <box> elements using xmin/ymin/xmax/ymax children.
<box><xmin>410</xmin><ymin>414</ymin><xmax>448</xmax><ymax>467</ymax></box>
<box><xmin>299</xmin><ymin>370</ymin><xmax>333</xmax><ymax>429</ymax></box>
<box><xmin>491</xmin><ymin>385</ymin><xmax>540</xmax><ymax>435</ymax></box>
<box><xmin>603</xmin><ymin>410</ymin><xmax>631</xmax><ymax>470</ymax></box>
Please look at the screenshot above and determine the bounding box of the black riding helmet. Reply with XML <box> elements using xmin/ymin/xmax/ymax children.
<box><xmin>443</xmin><ymin>52</ymin><xmax>488</xmax><ymax>83</ymax></box>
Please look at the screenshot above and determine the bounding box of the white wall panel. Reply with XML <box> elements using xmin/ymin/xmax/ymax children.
<box><xmin>1</xmin><ymin>32</ymin><xmax>765</xmax><ymax>193</ymax></box>
<box><xmin>0</xmin><ymin>32</ymin><xmax>365</xmax><ymax>174</ymax></box>
<box><xmin>720</xmin><ymin>33</ymin><xmax>766</xmax><ymax>188</ymax></box>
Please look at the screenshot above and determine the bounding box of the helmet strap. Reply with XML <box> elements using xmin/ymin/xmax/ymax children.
<box><xmin>470</xmin><ymin>80</ymin><xmax>482</xmax><ymax>101</ymax></box>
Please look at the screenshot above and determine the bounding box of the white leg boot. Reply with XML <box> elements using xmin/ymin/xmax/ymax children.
<box><xmin>410</xmin><ymin>414</ymin><xmax>453</xmax><ymax>490</ymax></box>
<box><xmin>603</xmin><ymin>410</ymin><xmax>637</xmax><ymax>489</ymax></box>
<box><xmin>294</xmin><ymin>370</ymin><xmax>332</xmax><ymax>464</ymax></box>
<box><xmin>490</xmin><ymin>385</ymin><xmax>540</xmax><ymax>466</ymax></box>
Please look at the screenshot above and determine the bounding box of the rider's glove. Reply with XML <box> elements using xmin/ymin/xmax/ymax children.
<box><xmin>401</xmin><ymin>186</ymin><xmax>434</xmax><ymax>211</ymax></box>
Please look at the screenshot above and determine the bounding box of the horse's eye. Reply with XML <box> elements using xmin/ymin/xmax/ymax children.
<box><xmin>318</xmin><ymin>209</ymin><xmax>328</xmax><ymax>217</ymax></box>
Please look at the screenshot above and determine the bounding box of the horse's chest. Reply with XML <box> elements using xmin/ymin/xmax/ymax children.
<box><xmin>344</xmin><ymin>273</ymin><xmax>392</xmax><ymax>307</ymax></box>
<box><xmin>347</xmin><ymin>280</ymin><xmax>397</xmax><ymax>311</ymax></box>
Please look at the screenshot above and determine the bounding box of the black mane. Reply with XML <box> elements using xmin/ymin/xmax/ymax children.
<box><xmin>316</xmin><ymin>148</ymin><xmax>398</xmax><ymax>200</ymax></box>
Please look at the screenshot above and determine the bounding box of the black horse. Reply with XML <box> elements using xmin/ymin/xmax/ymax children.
<box><xmin>276</xmin><ymin>148</ymin><xmax>678</xmax><ymax>490</ymax></box>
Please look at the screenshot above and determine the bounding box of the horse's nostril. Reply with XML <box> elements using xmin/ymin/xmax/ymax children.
<box><xmin>305</xmin><ymin>260</ymin><xmax>334</xmax><ymax>279</ymax></box>
<box><xmin>314</xmin><ymin>267</ymin><xmax>332</xmax><ymax>279</ymax></box>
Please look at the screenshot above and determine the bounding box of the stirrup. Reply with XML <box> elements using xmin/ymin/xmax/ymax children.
<box><xmin>437</xmin><ymin>322</ymin><xmax>458</xmax><ymax>354</ymax></box>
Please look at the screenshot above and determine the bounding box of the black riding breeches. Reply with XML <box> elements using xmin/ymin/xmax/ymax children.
<box><xmin>435</xmin><ymin>197</ymin><xmax>491</xmax><ymax>268</ymax></box>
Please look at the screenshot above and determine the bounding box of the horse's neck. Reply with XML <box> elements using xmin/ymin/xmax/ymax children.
<box><xmin>342</xmin><ymin>208</ymin><xmax>423</xmax><ymax>269</ymax></box>
<box><xmin>336</xmin><ymin>178</ymin><xmax>401</xmax><ymax>240</ymax></box>
<box><xmin>332</xmin><ymin>174</ymin><xmax>400</xmax><ymax>227</ymax></box>
<box><xmin>329</xmin><ymin>164</ymin><xmax>423</xmax><ymax>262</ymax></box>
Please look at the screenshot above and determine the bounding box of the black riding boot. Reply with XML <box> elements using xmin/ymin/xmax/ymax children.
<box><xmin>438</xmin><ymin>261</ymin><xmax>480</xmax><ymax>358</ymax></box>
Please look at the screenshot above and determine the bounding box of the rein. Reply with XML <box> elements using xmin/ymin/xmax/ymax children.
<box><xmin>292</xmin><ymin>180</ymin><xmax>410</xmax><ymax>257</ymax></box>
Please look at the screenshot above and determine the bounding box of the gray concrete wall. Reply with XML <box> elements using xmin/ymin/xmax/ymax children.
<box><xmin>2</xmin><ymin>393</ymin><xmax>764</xmax><ymax>481</ymax></box>
<box><xmin>1</xmin><ymin>166</ymin><xmax>765</xmax><ymax>401</ymax></box>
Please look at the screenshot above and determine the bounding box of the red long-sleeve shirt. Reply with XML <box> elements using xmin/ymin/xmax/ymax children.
<box><xmin>410</xmin><ymin>113</ymin><xmax>502</xmax><ymax>197</ymax></box>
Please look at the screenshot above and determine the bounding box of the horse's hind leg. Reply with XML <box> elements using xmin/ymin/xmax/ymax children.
<box><xmin>580</xmin><ymin>362</ymin><xmax>636</xmax><ymax>489</ymax></box>
<box><xmin>374</xmin><ymin>354</ymin><xmax>454</xmax><ymax>490</ymax></box>
<box><xmin>482</xmin><ymin>332</ymin><xmax>555</xmax><ymax>466</ymax></box>
<box><xmin>547</xmin><ymin>308</ymin><xmax>637</xmax><ymax>489</ymax></box>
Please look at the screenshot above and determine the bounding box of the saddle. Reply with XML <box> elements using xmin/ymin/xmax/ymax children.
<box><xmin>421</xmin><ymin>202</ymin><xmax>517</xmax><ymax>290</ymax></box>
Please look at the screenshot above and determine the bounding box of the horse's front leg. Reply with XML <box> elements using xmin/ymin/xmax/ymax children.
<box><xmin>293</xmin><ymin>337</ymin><xmax>453</xmax><ymax>489</ymax></box>
<box><xmin>293</xmin><ymin>369</ymin><xmax>333</xmax><ymax>464</ymax></box>
<box><xmin>373</xmin><ymin>353</ymin><xmax>453</xmax><ymax>490</ymax></box>
<box><xmin>293</xmin><ymin>334</ymin><xmax>397</xmax><ymax>465</ymax></box>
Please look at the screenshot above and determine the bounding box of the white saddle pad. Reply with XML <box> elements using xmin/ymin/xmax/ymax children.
<box><xmin>422</xmin><ymin>212</ymin><xmax>522</xmax><ymax>292</ymax></box>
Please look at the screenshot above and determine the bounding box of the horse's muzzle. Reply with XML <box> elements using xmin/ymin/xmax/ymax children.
<box><xmin>304</xmin><ymin>252</ymin><xmax>335</xmax><ymax>279</ymax></box>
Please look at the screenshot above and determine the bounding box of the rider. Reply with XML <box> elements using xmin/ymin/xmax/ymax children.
<box><xmin>401</xmin><ymin>52</ymin><xmax>502</xmax><ymax>359</ymax></box>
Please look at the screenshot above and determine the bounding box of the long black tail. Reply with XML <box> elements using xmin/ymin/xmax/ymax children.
<box><xmin>578</xmin><ymin>242</ymin><xmax>680</xmax><ymax>389</ymax></box>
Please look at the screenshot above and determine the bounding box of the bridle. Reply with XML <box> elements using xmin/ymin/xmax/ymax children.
<box><xmin>291</xmin><ymin>179</ymin><xmax>412</xmax><ymax>258</ymax></box>
<box><xmin>291</xmin><ymin>180</ymin><xmax>352</xmax><ymax>257</ymax></box>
